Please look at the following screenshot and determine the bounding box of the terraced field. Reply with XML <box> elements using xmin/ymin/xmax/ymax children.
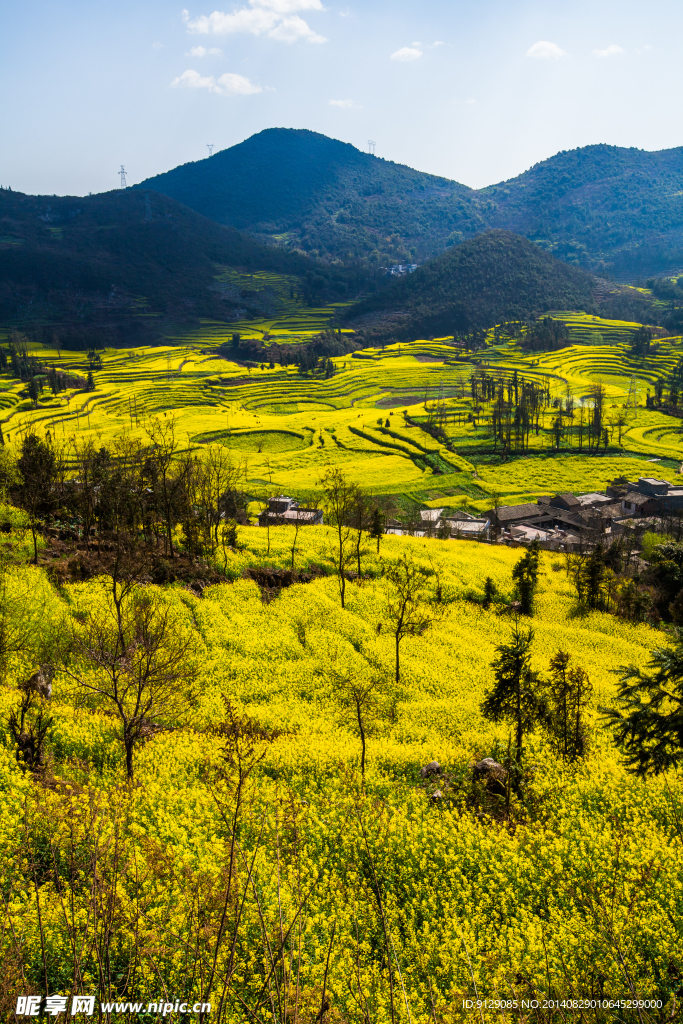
<box><xmin>4</xmin><ymin>312</ymin><xmax>683</xmax><ymax>509</ymax></box>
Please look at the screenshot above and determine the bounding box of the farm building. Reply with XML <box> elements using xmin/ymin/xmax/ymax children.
<box><xmin>258</xmin><ymin>495</ymin><xmax>323</xmax><ymax>527</ymax></box>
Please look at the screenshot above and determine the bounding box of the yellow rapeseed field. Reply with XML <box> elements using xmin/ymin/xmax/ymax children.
<box><xmin>1</xmin><ymin>526</ymin><xmax>681</xmax><ymax>1022</ymax></box>
<box><xmin>3</xmin><ymin>317</ymin><xmax>683</xmax><ymax>512</ymax></box>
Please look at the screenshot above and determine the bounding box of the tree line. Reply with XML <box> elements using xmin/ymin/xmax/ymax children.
<box><xmin>3</xmin><ymin>418</ymin><xmax>249</xmax><ymax>567</ymax></box>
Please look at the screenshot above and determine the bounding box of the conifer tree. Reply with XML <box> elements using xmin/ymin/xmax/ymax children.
<box><xmin>483</xmin><ymin>577</ymin><xmax>496</xmax><ymax>609</ymax></box>
<box><xmin>14</xmin><ymin>432</ymin><xmax>59</xmax><ymax>564</ymax></box>
<box><xmin>369</xmin><ymin>507</ymin><xmax>385</xmax><ymax>555</ymax></box>
<box><xmin>28</xmin><ymin>378</ymin><xmax>39</xmax><ymax>408</ymax></box>
<box><xmin>544</xmin><ymin>650</ymin><xmax>593</xmax><ymax>760</ymax></box>
<box><xmin>511</xmin><ymin>540</ymin><xmax>540</xmax><ymax>614</ymax></box>
<box><xmin>602</xmin><ymin>628</ymin><xmax>683</xmax><ymax>775</ymax></box>
<box><xmin>481</xmin><ymin>621</ymin><xmax>545</xmax><ymax>766</ymax></box>
<box><xmin>578</xmin><ymin>544</ymin><xmax>608</xmax><ymax>609</ymax></box>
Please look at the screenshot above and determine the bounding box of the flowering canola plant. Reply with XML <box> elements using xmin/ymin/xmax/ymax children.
<box><xmin>0</xmin><ymin>530</ymin><xmax>680</xmax><ymax>1022</ymax></box>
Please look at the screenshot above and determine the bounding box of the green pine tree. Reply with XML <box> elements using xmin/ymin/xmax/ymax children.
<box><xmin>481</xmin><ymin>621</ymin><xmax>546</xmax><ymax>768</ymax></box>
<box><xmin>601</xmin><ymin>628</ymin><xmax>683</xmax><ymax>775</ymax></box>
<box><xmin>369</xmin><ymin>507</ymin><xmax>385</xmax><ymax>554</ymax></box>
<box><xmin>544</xmin><ymin>650</ymin><xmax>593</xmax><ymax>761</ymax></box>
<box><xmin>511</xmin><ymin>540</ymin><xmax>540</xmax><ymax>614</ymax></box>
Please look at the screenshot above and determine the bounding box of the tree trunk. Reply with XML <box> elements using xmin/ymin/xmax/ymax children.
<box><xmin>515</xmin><ymin>685</ymin><xmax>523</xmax><ymax>765</ymax></box>
<box><xmin>338</xmin><ymin>533</ymin><xmax>346</xmax><ymax>609</ymax></box>
<box><xmin>166</xmin><ymin>516</ymin><xmax>174</xmax><ymax>558</ymax></box>
<box><xmin>395</xmin><ymin>634</ymin><xmax>400</xmax><ymax>685</ymax></box>
<box><xmin>356</xmin><ymin>701</ymin><xmax>366</xmax><ymax>780</ymax></box>
<box><xmin>125</xmin><ymin>735</ymin><xmax>134</xmax><ymax>780</ymax></box>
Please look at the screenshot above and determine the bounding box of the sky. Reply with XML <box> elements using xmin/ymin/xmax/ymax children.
<box><xmin>2</xmin><ymin>0</ymin><xmax>682</xmax><ymax>197</ymax></box>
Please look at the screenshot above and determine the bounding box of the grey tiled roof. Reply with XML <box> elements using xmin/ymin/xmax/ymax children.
<box><xmin>493</xmin><ymin>503</ymin><xmax>547</xmax><ymax>522</ymax></box>
<box><xmin>598</xmin><ymin>502</ymin><xmax>625</xmax><ymax>519</ymax></box>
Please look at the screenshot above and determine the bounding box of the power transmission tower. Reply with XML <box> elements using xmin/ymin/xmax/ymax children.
<box><xmin>207</xmin><ymin>144</ymin><xmax>214</xmax><ymax>157</ymax></box>
<box><xmin>626</xmin><ymin>376</ymin><xmax>639</xmax><ymax>413</ymax></box>
<box><xmin>119</xmin><ymin>165</ymin><xmax>127</xmax><ymax>188</ymax></box>
<box><xmin>368</xmin><ymin>140</ymin><xmax>376</xmax><ymax>155</ymax></box>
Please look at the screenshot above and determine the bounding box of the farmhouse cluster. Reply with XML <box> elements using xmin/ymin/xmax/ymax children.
<box><xmin>485</xmin><ymin>475</ymin><xmax>683</xmax><ymax>548</ymax></box>
<box><xmin>261</xmin><ymin>478</ymin><xmax>683</xmax><ymax>551</ymax></box>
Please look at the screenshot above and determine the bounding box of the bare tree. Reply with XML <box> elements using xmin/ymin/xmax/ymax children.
<box><xmin>144</xmin><ymin>415</ymin><xmax>187</xmax><ymax>558</ymax></box>
<box><xmin>588</xmin><ymin>384</ymin><xmax>606</xmax><ymax>450</ymax></box>
<box><xmin>289</xmin><ymin>515</ymin><xmax>301</xmax><ymax>571</ymax></box>
<box><xmin>97</xmin><ymin>433</ymin><xmax>149</xmax><ymax>553</ymax></box>
<box><xmin>350</xmin><ymin>491</ymin><xmax>373</xmax><ymax>577</ymax></box>
<box><xmin>382</xmin><ymin>554</ymin><xmax>433</xmax><ymax>684</ymax></box>
<box><xmin>70</xmin><ymin>436</ymin><xmax>100</xmax><ymax>549</ymax></box>
<box><xmin>7</xmin><ymin>666</ymin><xmax>55</xmax><ymax>772</ymax></box>
<box><xmin>63</xmin><ymin>575</ymin><xmax>200</xmax><ymax>779</ymax></box>
<box><xmin>319</xmin><ymin>468</ymin><xmax>360</xmax><ymax>609</ymax></box>
<box><xmin>330</xmin><ymin>667</ymin><xmax>394</xmax><ymax>780</ymax></box>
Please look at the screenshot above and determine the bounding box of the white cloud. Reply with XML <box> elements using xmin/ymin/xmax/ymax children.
<box><xmin>188</xmin><ymin>45</ymin><xmax>223</xmax><ymax>56</ymax></box>
<box><xmin>269</xmin><ymin>14</ymin><xmax>325</xmax><ymax>42</ymax></box>
<box><xmin>329</xmin><ymin>98</ymin><xmax>359</xmax><ymax>108</ymax></box>
<box><xmin>391</xmin><ymin>46</ymin><xmax>422</xmax><ymax>62</ymax></box>
<box><xmin>184</xmin><ymin>0</ymin><xmax>326</xmax><ymax>43</ymax></box>
<box><xmin>432</xmin><ymin>40</ymin><xmax>444</xmax><ymax>47</ymax></box>
<box><xmin>526</xmin><ymin>40</ymin><xmax>566</xmax><ymax>59</ymax></box>
<box><xmin>339</xmin><ymin>6</ymin><xmax>350</xmax><ymax>15</ymax></box>
<box><xmin>171</xmin><ymin>69</ymin><xmax>263</xmax><ymax>95</ymax></box>
<box><xmin>593</xmin><ymin>44</ymin><xmax>624</xmax><ymax>57</ymax></box>
<box><xmin>152</xmin><ymin>41</ymin><xmax>164</xmax><ymax>49</ymax></box>
<box><xmin>465</xmin><ymin>97</ymin><xmax>476</xmax><ymax>104</ymax></box>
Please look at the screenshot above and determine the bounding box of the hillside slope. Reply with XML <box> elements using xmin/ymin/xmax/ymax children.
<box><xmin>134</xmin><ymin>128</ymin><xmax>483</xmax><ymax>268</ymax></box>
<box><xmin>0</xmin><ymin>187</ymin><xmax>321</xmax><ymax>346</ymax></box>
<box><xmin>136</xmin><ymin>130</ymin><xmax>683</xmax><ymax>279</ymax></box>
<box><xmin>484</xmin><ymin>143</ymin><xmax>683</xmax><ymax>278</ymax></box>
<box><xmin>345</xmin><ymin>230</ymin><xmax>600</xmax><ymax>337</ymax></box>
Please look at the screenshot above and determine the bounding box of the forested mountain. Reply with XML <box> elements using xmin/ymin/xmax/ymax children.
<box><xmin>4</xmin><ymin>134</ymin><xmax>679</xmax><ymax>349</ymax></box>
<box><xmin>136</xmin><ymin>129</ymin><xmax>683</xmax><ymax>279</ymax></box>
<box><xmin>135</xmin><ymin>129</ymin><xmax>478</xmax><ymax>271</ymax></box>
<box><xmin>0</xmin><ymin>187</ymin><xmax>352</xmax><ymax>346</ymax></box>
<box><xmin>483</xmin><ymin>144</ymin><xmax>683</xmax><ymax>279</ymax></box>
<box><xmin>345</xmin><ymin>230</ymin><xmax>644</xmax><ymax>340</ymax></box>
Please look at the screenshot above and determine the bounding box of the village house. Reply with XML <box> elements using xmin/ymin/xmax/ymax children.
<box><xmin>258</xmin><ymin>495</ymin><xmax>324</xmax><ymax>527</ymax></box>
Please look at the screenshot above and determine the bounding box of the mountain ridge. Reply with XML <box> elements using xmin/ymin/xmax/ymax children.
<box><xmin>135</xmin><ymin>129</ymin><xmax>683</xmax><ymax>280</ymax></box>
<box><xmin>0</xmin><ymin>186</ymin><xmax>358</xmax><ymax>346</ymax></box>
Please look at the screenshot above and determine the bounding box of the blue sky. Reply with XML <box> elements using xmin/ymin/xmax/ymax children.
<box><xmin>2</xmin><ymin>0</ymin><xmax>682</xmax><ymax>196</ymax></box>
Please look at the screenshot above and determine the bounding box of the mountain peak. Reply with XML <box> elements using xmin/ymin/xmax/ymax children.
<box><xmin>135</xmin><ymin>129</ymin><xmax>683</xmax><ymax>278</ymax></box>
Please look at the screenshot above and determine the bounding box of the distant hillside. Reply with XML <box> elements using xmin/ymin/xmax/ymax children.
<box><xmin>135</xmin><ymin>129</ymin><xmax>482</xmax><ymax>270</ymax></box>
<box><xmin>0</xmin><ymin>187</ymin><xmax>351</xmax><ymax>347</ymax></box>
<box><xmin>345</xmin><ymin>231</ymin><xmax>600</xmax><ymax>339</ymax></box>
<box><xmin>136</xmin><ymin>129</ymin><xmax>683</xmax><ymax>279</ymax></box>
<box><xmin>484</xmin><ymin>144</ymin><xmax>683</xmax><ymax>279</ymax></box>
